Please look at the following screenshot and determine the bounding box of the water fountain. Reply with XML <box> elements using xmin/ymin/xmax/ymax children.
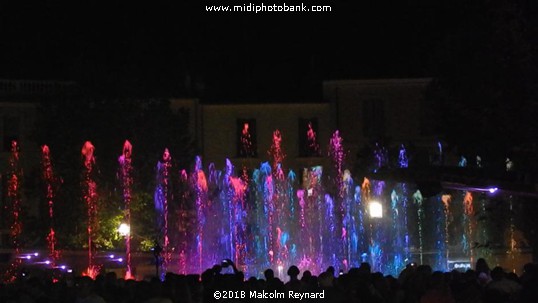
<box><xmin>139</xmin><ymin>130</ymin><xmax>525</xmax><ymax>277</ymax></box>
<box><xmin>2</xmin><ymin>141</ymin><xmax>23</xmax><ymax>283</ymax></box>
<box><xmin>154</xmin><ymin>148</ymin><xmax>172</xmax><ymax>280</ymax></box>
<box><xmin>41</xmin><ymin>145</ymin><xmax>59</xmax><ymax>267</ymax></box>
<box><xmin>0</xmin><ymin>129</ymin><xmax>530</xmax><ymax>281</ymax></box>
<box><xmin>81</xmin><ymin>141</ymin><xmax>99</xmax><ymax>278</ymax></box>
<box><xmin>118</xmin><ymin>140</ymin><xmax>133</xmax><ymax>279</ymax></box>
<box><xmin>136</xmin><ymin>130</ymin><xmax>448</xmax><ymax>277</ymax></box>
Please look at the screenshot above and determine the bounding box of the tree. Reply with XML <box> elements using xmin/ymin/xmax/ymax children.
<box><xmin>34</xmin><ymin>98</ymin><xmax>196</xmax><ymax>251</ymax></box>
<box><xmin>427</xmin><ymin>0</ymin><xmax>537</xmax><ymax>168</ymax></box>
<box><xmin>426</xmin><ymin>0</ymin><xmax>538</xmax><ymax>261</ymax></box>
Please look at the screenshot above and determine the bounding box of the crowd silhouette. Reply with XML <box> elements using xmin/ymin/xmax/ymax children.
<box><xmin>1</xmin><ymin>258</ymin><xmax>537</xmax><ymax>303</ymax></box>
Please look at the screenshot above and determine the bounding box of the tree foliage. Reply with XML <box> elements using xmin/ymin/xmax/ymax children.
<box><xmin>426</xmin><ymin>0</ymin><xmax>538</xmax><ymax>261</ymax></box>
<box><xmin>427</xmin><ymin>0</ymin><xmax>537</xmax><ymax>167</ymax></box>
<box><xmin>33</xmin><ymin>99</ymin><xmax>195</xmax><ymax>251</ymax></box>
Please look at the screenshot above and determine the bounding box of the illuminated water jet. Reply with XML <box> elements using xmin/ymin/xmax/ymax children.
<box><xmin>3</xmin><ymin>141</ymin><xmax>23</xmax><ymax>283</ymax></box>
<box><xmin>118</xmin><ymin>140</ymin><xmax>134</xmax><ymax>279</ymax></box>
<box><xmin>81</xmin><ymin>141</ymin><xmax>99</xmax><ymax>278</ymax></box>
<box><xmin>41</xmin><ymin>145</ymin><xmax>60</xmax><ymax>267</ymax></box>
<box><xmin>155</xmin><ymin>148</ymin><xmax>172</xmax><ymax>279</ymax></box>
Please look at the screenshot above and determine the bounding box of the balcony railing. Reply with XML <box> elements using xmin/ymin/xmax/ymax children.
<box><xmin>0</xmin><ymin>79</ymin><xmax>79</xmax><ymax>96</ymax></box>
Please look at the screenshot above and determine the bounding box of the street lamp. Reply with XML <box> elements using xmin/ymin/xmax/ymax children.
<box><xmin>118</xmin><ymin>223</ymin><xmax>133</xmax><ymax>279</ymax></box>
<box><xmin>118</xmin><ymin>223</ymin><xmax>130</xmax><ymax>237</ymax></box>
<box><xmin>369</xmin><ymin>200</ymin><xmax>383</xmax><ymax>218</ymax></box>
<box><xmin>368</xmin><ymin>199</ymin><xmax>383</xmax><ymax>272</ymax></box>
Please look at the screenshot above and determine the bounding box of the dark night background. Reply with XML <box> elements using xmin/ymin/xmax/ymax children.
<box><xmin>5</xmin><ymin>1</ymin><xmax>535</xmax><ymax>100</ymax></box>
<box><xmin>2</xmin><ymin>0</ymin><xmax>537</xmax><ymax>158</ymax></box>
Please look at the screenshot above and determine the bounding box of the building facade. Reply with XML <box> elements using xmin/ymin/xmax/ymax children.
<box><xmin>199</xmin><ymin>102</ymin><xmax>333</xmax><ymax>172</ymax></box>
<box><xmin>323</xmin><ymin>78</ymin><xmax>433</xmax><ymax>169</ymax></box>
<box><xmin>191</xmin><ymin>78</ymin><xmax>434</xmax><ymax>174</ymax></box>
<box><xmin>0</xmin><ymin>78</ymin><xmax>434</xmax><ymax>174</ymax></box>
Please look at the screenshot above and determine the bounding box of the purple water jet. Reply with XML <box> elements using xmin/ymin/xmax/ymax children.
<box><xmin>155</xmin><ymin>148</ymin><xmax>172</xmax><ymax>279</ymax></box>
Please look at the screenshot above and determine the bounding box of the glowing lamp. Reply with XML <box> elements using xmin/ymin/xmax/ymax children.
<box><xmin>488</xmin><ymin>187</ymin><xmax>498</xmax><ymax>194</ymax></box>
<box><xmin>369</xmin><ymin>200</ymin><xmax>383</xmax><ymax>218</ymax></box>
<box><xmin>118</xmin><ymin>223</ymin><xmax>130</xmax><ymax>236</ymax></box>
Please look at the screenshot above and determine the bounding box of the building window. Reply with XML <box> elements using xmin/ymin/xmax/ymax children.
<box><xmin>3</xmin><ymin>116</ymin><xmax>20</xmax><ymax>152</ymax></box>
<box><xmin>363</xmin><ymin>99</ymin><xmax>385</xmax><ymax>139</ymax></box>
<box><xmin>237</xmin><ymin>119</ymin><xmax>257</xmax><ymax>157</ymax></box>
<box><xmin>299</xmin><ymin>118</ymin><xmax>321</xmax><ymax>157</ymax></box>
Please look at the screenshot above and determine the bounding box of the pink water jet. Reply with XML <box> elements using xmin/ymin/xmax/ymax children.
<box><xmin>82</xmin><ymin>141</ymin><xmax>99</xmax><ymax>278</ymax></box>
<box><xmin>3</xmin><ymin>141</ymin><xmax>23</xmax><ymax>283</ymax></box>
<box><xmin>269</xmin><ymin>130</ymin><xmax>285</xmax><ymax>172</ymax></box>
<box><xmin>41</xmin><ymin>145</ymin><xmax>60</xmax><ymax>267</ymax></box>
<box><xmin>306</xmin><ymin>122</ymin><xmax>321</xmax><ymax>156</ymax></box>
<box><xmin>239</xmin><ymin>122</ymin><xmax>255</xmax><ymax>157</ymax></box>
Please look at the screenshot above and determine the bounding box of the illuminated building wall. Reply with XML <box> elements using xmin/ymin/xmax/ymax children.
<box><xmin>323</xmin><ymin>78</ymin><xmax>433</xmax><ymax>169</ymax></box>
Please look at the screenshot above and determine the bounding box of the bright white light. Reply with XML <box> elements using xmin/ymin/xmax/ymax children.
<box><xmin>369</xmin><ymin>200</ymin><xmax>383</xmax><ymax>218</ymax></box>
<box><xmin>109</xmin><ymin>254</ymin><xmax>115</xmax><ymax>259</ymax></box>
<box><xmin>118</xmin><ymin>223</ymin><xmax>130</xmax><ymax>236</ymax></box>
<box><xmin>488</xmin><ymin>187</ymin><xmax>498</xmax><ymax>193</ymax></box>
<box><xmin>45</xmin><ymin>260</ymin><xmax>51</xmax><ymax>265</ymax></box>
<box><xmin>34</xmin><ymin>252</ymin><xmax>39</xmax><ymax>257</ymax></box>
<box><xmin>118</xmin><ymin>258</ymin><xmax>123</xmax><ymax>262</ymax></box>
<box><xmin>67</xmin><ymin>269</ymin><xmax>73</xmax><ymax>273</ymax></box>
<box><xmin>26</xmin><ymin>255</ymin><xmax>31</xmax><ymax>260</ymax></box>
<box><xmin>61</xmin><ymin>265</ymin><xmax>66</xmax><ymax>270</ymax></box>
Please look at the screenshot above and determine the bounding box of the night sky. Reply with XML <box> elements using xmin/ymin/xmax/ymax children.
<box><xmin>0</xmin><ymin>1</ymin><xmax>535</xmax><ymax>100</ymax></box>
